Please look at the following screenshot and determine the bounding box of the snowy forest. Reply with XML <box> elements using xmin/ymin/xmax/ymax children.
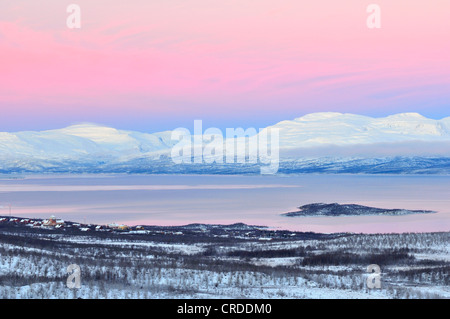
<box><xmin>0</xmin><ymin>220</ymin><xmax>448</xmax><ymax>299</ymax></box>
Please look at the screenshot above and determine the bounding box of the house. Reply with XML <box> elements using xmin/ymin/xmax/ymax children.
<box><xmin>108</xmin><ymin>223</ymin><xmax>119</xmax><ymax>229</ymax></box>
<box><xmin>107</xmin><ymin>223</ymin><xmax>129</xmax><ymax>231</ymax></box>
<box><xmin>43</xmin><ymin>215</ymin><xmax>57</xmax><ymax>227</ymax></box>
<box><xmin>43</xmin><ymin>215</ymin><xmax>65</xmax><ymax>227</ymax></box>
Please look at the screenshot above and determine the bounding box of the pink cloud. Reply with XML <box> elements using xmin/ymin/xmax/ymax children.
<box><xmin>0</xmin><ymin>0</ymin><xmax>449</xmax><ymax>126</ymax></box>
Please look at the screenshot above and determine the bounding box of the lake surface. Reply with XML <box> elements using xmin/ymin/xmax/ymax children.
<box><xmin>0</xmin><ymin>174</ymin><xmax>449</xmax><ymax>233</ymax></box>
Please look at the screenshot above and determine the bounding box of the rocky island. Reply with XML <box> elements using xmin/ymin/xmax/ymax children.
<box><xmin>282</xmin><ymin>203</ymin><xmax>436</xmax><ymax>217</ymax></box>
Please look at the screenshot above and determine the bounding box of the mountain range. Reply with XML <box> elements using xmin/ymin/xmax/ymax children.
<box><xmin>1</xmin><ymin>112</ymin><xmax>450</xmax><ymax>174</ymax></box>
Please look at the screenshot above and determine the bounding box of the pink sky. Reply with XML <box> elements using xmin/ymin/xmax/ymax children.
<box><xmin>0</xmin><ymin>0</ymin><xmax>449</xmax><ymax>132</ymax></box>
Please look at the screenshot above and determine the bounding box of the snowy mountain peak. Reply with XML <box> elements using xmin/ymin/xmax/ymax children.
<box><xmin>58</xmin><ymin>123</ymin><xmax>108</xmax><ymax>129</ymax></box>
<box><xmin>269</xmin><ymin>112</ymin><xmax>450</xmax><ymax>147</ymax></box>
<box><xmin>43</xmin><ymin>124</ymin><xmax>141</xmax><ymax>150</ymax></box>
<box><xmin>294</xmin><ymin>112</ymin><xmax>430</xmax><ymax>122</ymax></box>
<box><xmin>384</xmin><ymin>113</ymin><xmax>427</xmax><ymax>120</ymax></box>
<box><xmin>53</xmin><ymin>123</ymin><xmax>123</xmax><ymax>136</ymax></box>
<box><xmin>294</xmin><ymin>112</ymin><xmax>344</xmax><ymax>121</ymax></box>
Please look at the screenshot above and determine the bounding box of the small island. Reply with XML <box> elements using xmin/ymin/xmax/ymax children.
<box><xmin>282</xmin><ymin>203</ymin><xmax>436</xmax><ymax>217</ymax></box>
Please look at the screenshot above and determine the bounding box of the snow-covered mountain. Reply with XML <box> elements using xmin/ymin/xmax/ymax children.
<box><xmin>0</xmin><ymin>124</ymin><xmax>175</xmax><ymax>159</ymax></box>
<box><xmin>265</xmin><ymin>112</ymin><xmax>450</xmax><ymax>148</ymax></box>
<box><xmin>1</xmin><ymin>113</ymin><xmax>450</xmax><ymax>174</ymax></box>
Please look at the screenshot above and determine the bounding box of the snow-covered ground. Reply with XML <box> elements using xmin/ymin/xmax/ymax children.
<box><xmin>0</xmin><ymin>226</ymin><xmax>448</xmax><ymax>299</ymax></box>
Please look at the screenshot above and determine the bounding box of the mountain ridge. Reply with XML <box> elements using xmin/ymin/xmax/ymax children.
<box><xmin>1</xmin><ymin>112</ymin><xmax>450</xmax><ymax>174</ymax></box>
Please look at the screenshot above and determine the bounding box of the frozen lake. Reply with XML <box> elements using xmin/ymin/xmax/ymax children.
<box><xmin>0</xmin><ymin>174</ymin><xmax>449</xmax><ymax>233</ymax></box>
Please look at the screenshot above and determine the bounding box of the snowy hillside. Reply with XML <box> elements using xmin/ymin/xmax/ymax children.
<box><xmin>0</xmin><ymin>219</ymin><xmax>448</xmax><ymax>299</ymax></box>
<box><xmin>266</xmin><ymin>112</ymin><xmax>450</xmax><ymax>148</ymax></box>
<box><xmin>0</xmin><ymin>124</ymin><xmax>175</xmax><ymax>159</ymax></box>
<box><xmin>1</xmin><ymin>113</ymin><xmax>450</xmax><ymax>174</ymax></box>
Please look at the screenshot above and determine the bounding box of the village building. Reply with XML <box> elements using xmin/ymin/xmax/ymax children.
<box><xmin>43</xmin><ymin>215</ymin><xmax>65</xmax><ymax>227</ymax></box>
